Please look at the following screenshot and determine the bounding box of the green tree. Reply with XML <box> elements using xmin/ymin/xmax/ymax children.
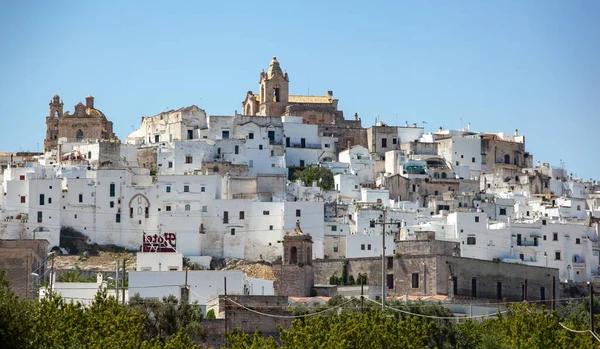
<box><xmin>293</xmin><ymin>165</ymin><xmax>334</xmax><ymax>190</ymax></box>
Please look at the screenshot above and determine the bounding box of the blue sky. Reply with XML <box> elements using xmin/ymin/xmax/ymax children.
<box><xmin>0</xmin><ymin>1</ymin><xmax>598</xmax><ymax>179</ymax></box>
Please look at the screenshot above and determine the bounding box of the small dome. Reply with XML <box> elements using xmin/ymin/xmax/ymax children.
<box><xmin>53</xmin><ymin>94</ymin><xmax>59</xmax><ymax>98</ymax></box>
<box><xmin>267</xmin><ymin>56</ymin><xmax>284</xmax><ymax>78</ymax></box>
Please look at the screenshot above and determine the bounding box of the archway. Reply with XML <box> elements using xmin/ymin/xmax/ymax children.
<box><xmin>290</xmin><ymin>246</ymin><xmax>298</xmax><ymax>264</ymax></box>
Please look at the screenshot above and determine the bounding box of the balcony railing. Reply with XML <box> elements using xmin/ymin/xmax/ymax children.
<box><xmin>288</xmin><ymin>143</ymin><xmax>321</xmax><ymax>149</ymax></box>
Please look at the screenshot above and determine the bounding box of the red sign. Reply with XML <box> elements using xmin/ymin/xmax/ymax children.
<box><xmin>143</xmin><ymin>232</ymin><xmax>177</xmax><ymax>252</ymax></box>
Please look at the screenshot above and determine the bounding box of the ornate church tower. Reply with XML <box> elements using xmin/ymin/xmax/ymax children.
<box><xmin>258</xmin><ymin>57</ymin><xmax>289</xmax><ymax>116</ymax></box>
<box><xmin>44</xmin><ymin>94</ymin><xmax>63</xmax><ymax>152</ymax></box>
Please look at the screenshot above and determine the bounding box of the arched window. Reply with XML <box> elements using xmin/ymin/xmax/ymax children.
<box><xmin>441</xmin><ymin>172</ymin><xmax>447</xmax><ymax>179</ymax></box>
<box><xmin>54</xmin><ymin>110</ymin><xmax>59</xmax><ymax>117</ymax></box>
<box><xmin>290</xmin><ymin>246</ymin><xmax>298</xmax><ymax>264</ymax></box>
<box><xmin>504</xmin><ymin>154</ymin><xmax>510</xmax><ymax>164</ymax></box>
<box><xmin>185</xmin><ymin>204</ymin><xmax>191</xmax><ymax>211</ymax></box>
<box><xmin>307</xmin><ymin>247</ymin><xmax>311</xmax><ymax>265</ymax></box>
<box><xmin>433</xmin><ymin>172</ymin><xmax>440</xmax><ymax>178</ymax></box>
<box><xmin>76</xmin><ymin>129</ymin><xmax>84</xmax><ymax>141</ymax></box>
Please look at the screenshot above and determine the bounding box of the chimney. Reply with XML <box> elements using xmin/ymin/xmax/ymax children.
<box><xmin>327</xmin><ymin>90</ymin><xmax>333</xmax><ymax>97</ymax></box>
<box><xmin>85</xmin><ymin>95</ymin><xmax>94</xmax><ymax>109</ymax></box>
<box><xmin>439</xmin><ymin>126</ymin><xmax>443</xmax><ymax>132</ymax></box>
<box><xmin>354</xmin><ymin>113</ymin><xmax>358</xmax><ymax>121</ymax></box>
<box><xmin>515</xmin><ymin>128</ymin><xmax>519</xmax><ymax>136</ymax></box>
<box><xmin>467</xmin><ymin>122</ymin><xmax>471</xmax><ymax>131</ymax></box>
<box><xmin>413</xmin><ymin>123</ymin><xmax>417</xmax><ymax>128</ymax></box>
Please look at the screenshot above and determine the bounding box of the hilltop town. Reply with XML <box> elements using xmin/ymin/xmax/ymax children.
<box><xmin>1</xmin><ymin>57</ymin><xmax>599</xmax><ymax>345</ymax></box>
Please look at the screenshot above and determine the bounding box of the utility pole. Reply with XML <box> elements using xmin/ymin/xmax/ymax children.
<box><xmin>122</xmin><ymin>259</ymin><xmax>126</xmax><ymax>305</ymax></box>
<box><xmin>370</xmin><ymin>209</ymin><xmax>399</xmax><ymax>311</ymax></box>
<box><xmin>224</xmin><ymin>277</ymin><xmax>228</xmax><ymax>336</ymax></box>
<box><xmin>360</xmin><ymin>279</ymin><xmax>364</xmax><ymax>314</ymax></box>
<box><xmin>381</xmin><ymin>209</ymin><xmax>386</xmax><ymax>310</ymax></box>
<box><xmin>49</xmin><ymin>253</ymin><xmax>55</xmax><ymax>293</ymax></box>
<box><xmin>184</xmin><ymin>267</ymin><xmax>189</xmax><ymax>302</ymax></box>
<box><xmin>591</xmin><ymin>281</ymin><xmax>594</xmax><ymax>343</ymax></box>
<box><xmin>115</xmin><ymin>260</ymin><xmax>120</xmax><ymax>301</ymax></box>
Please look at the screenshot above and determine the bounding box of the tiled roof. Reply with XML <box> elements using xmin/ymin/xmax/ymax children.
<box><xmin>288</xmin><ymin>95</ymin><xmax>332</xmax><ymax>104</ymax></box>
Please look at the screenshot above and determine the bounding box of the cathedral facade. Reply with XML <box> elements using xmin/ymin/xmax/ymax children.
<box><xmin>44</xmin><ymin>95</ymin><xmax>116</xmax><ymax>152</ymax></box>
<box><xmin>241</xmin><ymin>57</ymin><xmax>343</xmax><ymax>124</ymax></box>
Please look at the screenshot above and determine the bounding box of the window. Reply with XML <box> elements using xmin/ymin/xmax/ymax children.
<box><xmin>166</xmin><ymin>206</ymin><xmax>172</xmax><ymax>212</ymax></box>
<box><xmin>392</xmin><ymin>138</ymin><xmax>397</xmax><ymax>145</ymax></box>
<box><xmin>471</xmin><ymin>278</ymin><xmax>477</xmax><ymax>297</ymax></box>
<box><xmin>116</xmin><ymin>213</ymin><xmax>121</xmax><ymax>223</ymax></box>
<box><xmin>248</xmin><ymin>132</ymin><xmax>254</xmax><ymax>139</ymax></box>
<box><xmin>249</xmin><ymin>160</ymin><xmax>253</xmax><ymax>167</ymax></box>
<box><xmin>540</xmin><ymin>287</ymin><xmax>546</xmax><ymax>301</ymax></box>
<box><xmin>499</xmin><ymin>208</ymin><xmax>507</xmax><ymax>216</ymax></box>
<box><xmin>223</xmin><ymin>211</ymin><xmax>229</xmax><ymax>224</ymax></box>
<box><xmin>154</xmin><ymin>135</ymin><xmax>159</xmax><ymax>142</ymax></box>
<box><xmin>381</xmin><ymin>138</ymin><xmax>387</xmax><ymax>148</ymax></box>
<box><xmin>519</xmin><ymin>253</ymin><xmax>524</xmax><ymax>261</ymax></box>
<box><xmin>201</xmin><ymin>186</ymin><xmax>206</xmax><ymax>192</ymax></box>
<box><xmin>79</xmin><ymin>194</ymin><xmax>83</xmax><ymax>203</ymax></box>
<box><xmin>185</xmin><ymin>156</ymin><xmax>193</xmax><ymax>164</ymax></box>
<box><xmin>472</xmin><ymin>157</ymin><xmax>476</xmax><ymax>163</ymax></box>
<box><xmin>331</xmin><ymin>225</ymin><xmax>337</xmax><ymax>232</ymax></box>
<box><xmin>553</xmin><ymin>233</ymin><xmax>558</xmax><ymax>241</ymax></box>
<box><xmin>576</xmin><ymin>238</ymin><xmax>581</xmax><ymax>244</ymax></box>
<box><xmin>145</xmin><ymin>207</ymin><xmax>149</xmax><ymax>218</ymax></box>
<box><xmin>299</xmin><ymin>160</ymin><xmax>305</xmax><ymax>167</ymax></box>
<box><xmin>48</xmin><ymin>198</ymin><xmax>52</xmax><ymax>204</ymax></box>
<box><xmin>74</xmin><ymin>214</ymin><xmax>77</xmax><ymax>219</ymax></box>
<box><xmin>185</xmin><ymin>204</ymin><xmax>190</xmax><ymax>211</ymax></box>
<box><xmin>259</xmin><ymin>144</ymin><xmax>263</xmax><ymax>150</ymax></box>
<box><xmin>184</xmin><ymin>185</ymin><xmax>189</xmax><ymax>192</ymax></box>
<box><xmin>129</xmin><ymin>207</ymin><xmax>134</xmax><ymax>218</ymax></box>
<box><xmin>577</xmin><ymin>205</ymin><xmax>581</xmax><ymax>211</ymax></box>
<box><xmin>166</xmin><ymin>186</ymin><xmax>171</xmax><ymax>193</ymax></box>
<box><xmin>333</xmin><ymin>242</ymin><xmax>339</xmax><ymax>253</ymax></box>
<box><xmin>263</xmin><ymin>211</ymin><xmax>270</xmax><ymax>215</ymax></box>
<box><xmin>296</xmin><ymin>209</ymin><xmax>301</xmax><ymax>217</ymax></box>
<box><xmin>543</xmin><ymin>235</ymin><xmax>547</xmax><ymax>241</ymax></box>
<box><xmin>412</xmin><ymin>184</ymin><xmax>416</xmax><ymax>192</ymax></box>
<box><xmin>187</xmin><ymin>130</ymin><xmax>193</xmax><ymax>140</ymax></box>
<box><xmin>202</xmin><ymin>206</ymin><xmax>207</xmax><ymax>212</ymax></box>
<box><xmin>370</xmin><ymin>220</ymin><xmax>375</xmax><ymax>228</ymax></box>
<box><xmin>516</xmin><ymin>234</ymin><xmax>522</xmax><ymax>246</ymax></box>
<box><xmin>412</xmin><ymin>273</ymin><xmax>419</xmax><ymax>288</ymax></box>
<box><xmin>300</xmin><ymin>138</ymin><xmax>306</xmax><ymax>148</ymax></box>
<box><xmin>222</xmin><ymin>130</ymin><xmax>230</xmax><ymax>139</ymax></box>
<box><xmin>235</xmin><ymin>145</ymin><xmax>239</xmax><ymax>154</ymax></box>
<box><xmin>39</xmin><ymin>194</ymin><xmax>45</xmax><ymax>206</ymax></box>
<box><xmin>109</xmin><ymin>183</ymin><xmax>115</xmax><ymax>197</ymax></box>
<box><xmin>367</xmin><ymin>244</ymin><xmax>371</xmax><ymax>250</ymax></box>
<box><xmin>542</xmin><ymin>220</ymin><xmax>547</xmax><ymax>226</ymax></box>
<box><xmin>19</xmin><ymin>175</ymin><xmax>25</xmax><ymax>180</ymax></box>
<box><xmin>467</xmin><ymin>237</ymin><xmax>476</xmax><ymax>245</ymax></box>
<box><xmin>239</xmin><ymin>211</ymin><xmax>245</xmax><ymax>219</ymax></box>
<box><xmin>461</xmin><ymin>154</ymin><xmax>464</xmax><ymax>159</ymax></box>
<box><xmin>37</xmin><ymin>211</ymin><xmax>42</xmax><ymax>223</ymax></box>
<box><xmin>269</xmin><ymin>225</ymin><xmax>273</xmax><ymax>230</ymax></box>
<box><xmin>231</xmin><ymin>228</ymin><xmax>235</xmax><ymax>235</ymax></box>
<box><xmin>168</xmin><ymin>161</ymin><xmax>173</xmax><ymax>168</ymax></box>
<box><xmin>555</xmin><ymin>251</ymin><xmax>561</xmax><ymax>260</ymax></box>
<box><xmin>475</xmin><ymin>216</ymin><xmax>480</xmax><ymax>223</ymax></box>
<box><xmin>21</xmin><ymin>196</ymin><xmax>26</xmax><ymax>203</ymax></box>
<box><xmin>361</xmin><ymin>244</ymin><xmax>365</xmax><ymax>251</ymax></box>
<box><xmin>76</xmin><ymin>129</ymin><xmax>84</xmax><ymax>141</ymax></box>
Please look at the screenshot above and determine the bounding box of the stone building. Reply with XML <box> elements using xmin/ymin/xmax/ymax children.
<box><xmin>273</xmin><ymin>221</ymin><xmax>314</xmax><ymax>297</ymax></box>
<box><xmin>44</xmin><ymin>94</ymin><xmax>116</xmax><ymax>152</ymax></box>
<box><xmin>241</xmin><ymin>57</ymin><xmax>342</xmax><ymax>124</ymax></box>
<box><xmin>0</xmin><ymin>239</ymin><xmax>49</xmax><ymax>298</ymax></box>
<box><xmin>313</xmin><ymin>233</ymin><xmax>559</xmax><ymax>302</ymax></box>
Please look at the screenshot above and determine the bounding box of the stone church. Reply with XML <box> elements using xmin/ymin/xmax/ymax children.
<box><xmin>241</xmin><ymin>57</ymin><xmax>343</xmax><ymax>124</ymax></box>
<box><xmin>44</xmin><ymin>94</ymin><xmax>116</xmax><ymax>152</ymax></box>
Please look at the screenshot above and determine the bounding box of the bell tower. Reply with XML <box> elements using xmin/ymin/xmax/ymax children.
<box><xmin>49</xmin><ymin>94</ymin><xmax>63</xmax><ymax>118</ymax></box>
<box><xmin>258</xmin><ymin>57</ymin><xmax>289</xmax><ymax>116</ymax></box>
<box><xmin>274</xmin><ymin>220</ymin><xmax>314</xmax><ymax>297</ymax></box>
<box><xmin>45</xmin><ymin>94</ymin><xmax>63</xmax><ymax>152</ymax></box>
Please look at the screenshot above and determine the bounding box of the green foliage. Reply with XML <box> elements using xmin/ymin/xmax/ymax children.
<box><xmin>0</xmin><ymin>271</ymin><xmax>202</xmax><ymax>348</ymax></box>
<box><xmin>292</xmin><ymin>165</ymin><xmax>334</xmax><ymax>190</ymax></box>
<box><xmin>394</xmin><ymin>252</ymin><xmax>403</xmax><ymax>259</ymax></box>
<box><xmin>205</xmin><ymin>308</ymin><xmax>216</xmax><ymax>319</ymax></box>
<box><xmin>329</xmin><ymin>260</ymin><xmax>364</xmax><ymax>286</ymax></box>
<box><xmin>56</xmin><ymin>269</ymin><xmax>97</xmax><ymax>283</ymax></box>
<box><xmin>226</xmin><ymin>330</ymin><xmax>279</xmax><ymax>349</ymax></box>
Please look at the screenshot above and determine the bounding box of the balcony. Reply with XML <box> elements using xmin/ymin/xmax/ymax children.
<box><xmin>288</xmin><ymin>143</ymin><xmax>321</xmax><ymax>149</ymax></box>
